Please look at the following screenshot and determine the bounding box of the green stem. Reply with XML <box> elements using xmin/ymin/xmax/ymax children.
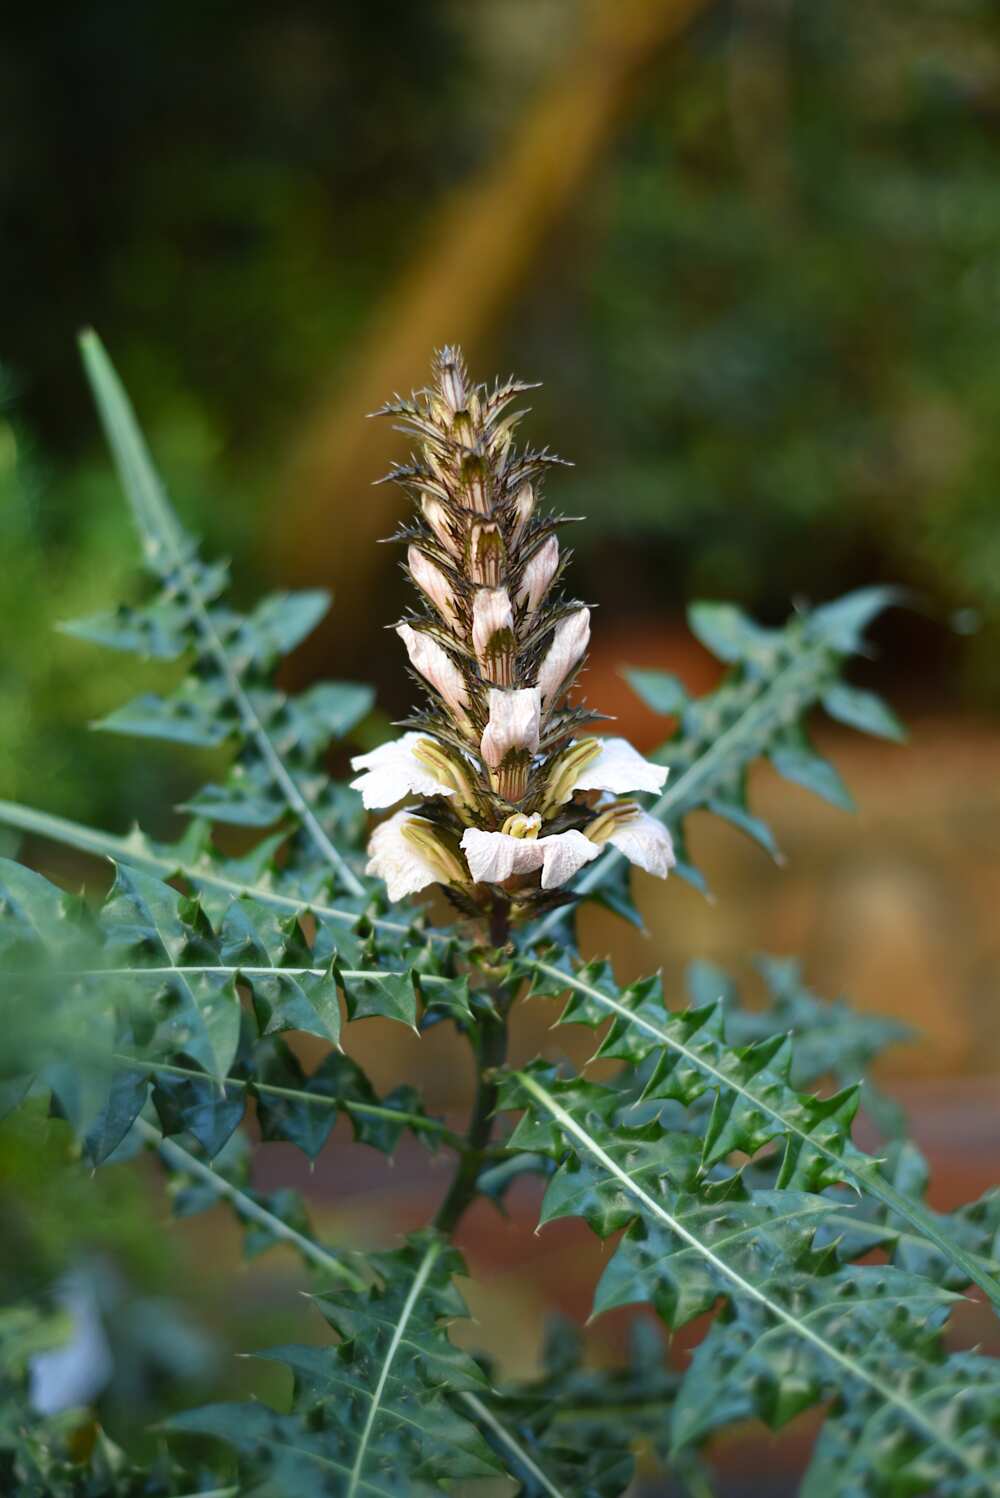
<box><xmin>433</xmin><ymin>900</ymin><xmax>511</xmax><ymax>1234</ymax></box>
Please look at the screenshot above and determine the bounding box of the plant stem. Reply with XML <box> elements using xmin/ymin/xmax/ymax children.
<box><xmin>433</xmin><ymin>899</ymin><xmax>511</xmax><ymax>1234</ymax></box>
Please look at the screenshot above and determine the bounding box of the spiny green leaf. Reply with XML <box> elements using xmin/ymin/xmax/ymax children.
<box><xmin>169</xmin><ymin>1237</ymin><xmax>501</xmax><ymax>1496</ymax></box>
<box><xmin>621</xmin><ymin>667</ymin><xmax>689</xmax><ymax>716</ymax></box>
<box><xmin>822</xmin><ymin>681</ymin><xmax>907</xmax><ymax>741</ymax></box>
<box><xmin>77</xmin><ymin>330</ymin><xmax>368</xmax><ymax>898</ymax></box>
<box><xmin>339</xmin><ymin>965</ymin><xmax>419</xmax><ymax>1029</ymax></box>
<box><xmin>102</xmin><ymin>864</ymin><xmax>241</xmax><ymax>1079</ymax></box>
<box><xmin>509</xmin><ymin>1067</ymin><xmax>1000</xmax><ymax>1498</ymax></box>
<box><xmin>769</xmin><ymin>739</ymin><xmax>855</xmax><ymax>810</ymax></box>
<box><xmin>687</xmin><ymin>601</ymin><xmax>784</xmax><ymax>670</ymax></box>
<box><xmin>526</xmin><ymin>955</ymin><xmax>1000</xmax><ymax>1307</ymax></box>
<box><xmin>532</xmin><ymin>586</ymin><xmax>900</xmax><ymax>942</ymax></box>
<box><xmin>83</xmin><ymin>1066</ymin><xmax>149</xmax><ymax>1166</ymax></box>
<box><xmin>806</xmin><ymin>585</ymin><xmax>904</xmax><ymax>653</ymax></box>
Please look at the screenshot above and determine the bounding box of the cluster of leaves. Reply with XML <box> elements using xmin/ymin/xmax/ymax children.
<box><xmin>0</xmin><ymin>338</ymin><xmax>997</xmax><ymax>1495</ymax></box>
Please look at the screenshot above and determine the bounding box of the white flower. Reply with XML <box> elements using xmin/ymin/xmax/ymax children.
<box><xmin>517</xmin><ymin>535</ymin><xmax>559</xmax><ymax>615</ymax></box>
<box><xmin>461</xmin><ymin>820</ymin><xmax>600</xmax><ymax>890</ymax></box>
<box><xmin>408</xmin><ymin>546</ymin><xmax>460</xmax><ymax>629</ymax></box>
<box><xmin>591</xmin><ymin>807</ymin><xmax>675</xmax><ymax>879</ymax></box>
<box><xmin>571</xmin><ymin>736</ymin><xmax>668</xmax><ymax>797</ymax></box>
<box><xmin>396</xmin><ymin>623</ymin><xmax>470</xmax><ymax>727</ymax></box>
<box><xmin>536</xmin><ymin>608</ymin><xmax>591</xmax><ymax>708</ymax></box>
<box><xmin>480</xmin><ymin>687</ymin><xmax>541</xmax><ymax>770</ymax></box>
<box><xmin>366</xmin><ymin>810</ymin><xmax>464</xmax><ymax>902</ymax></box>
<box><xmin>350</xmin><ymin>732</ymin><xmax>456</xmax><ymax>810</ymax></box>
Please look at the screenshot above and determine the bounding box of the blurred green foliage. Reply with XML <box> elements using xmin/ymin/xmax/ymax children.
<box><xmin>526</xmin><ymin>0</ymin><xmax>1000</xmax><ymax>682</ymax></box>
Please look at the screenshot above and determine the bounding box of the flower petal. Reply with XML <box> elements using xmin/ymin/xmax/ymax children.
<box><xmin>408</xmin><ymin>546</ymin><xmax>460</xmax><ymax>629</ymax></box>
<box><xmin>480</xmin><ymin>687</ymin><xmax>541</xmax><ymax>769</ymax></box>
<box><xmin>396</xmin><ymin>623</ymin><xmax>470</xmax><ymax>726</ymax></box>
<box><xmin>461</xmin><ymin>827</ymin><xmax>545</xmax><ymax>884</ymax></box>
<box><xmin>537</xmin><ymin>608</ymin><xmax>591</xmax><ymax>708</ymax></box>
<box><xmin>571</xmin><ymin>736</ymin><xmax>668</xmax><ymax>797</ymax></box>
<box><xmin>366</xmin><ymin>811</ymin><xmax>445</xmax><ymax>902</ymax></box>
<box><xmin>538</xmin><ymin>829</ymin><xmax>602</xmax><ymax>889</ymax></box>
<box><xmin>350</xmin><ymin>732</ymin><xmax>455</xmax><ymax>810</ymax></box>
<box><xmin>606</xmin><ymin>810</ymin><xmax>675</xmax><ymax>879</ymax></box>
<box><xmin>517</xmin><ymin>535</ymin><xmax>559</xmax><ymax>615</ymax></box>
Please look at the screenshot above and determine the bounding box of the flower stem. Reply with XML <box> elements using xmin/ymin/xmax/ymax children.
<box><xmin>433</xmin><ymin>899</ymin><xmax>511</xmax><ymax>1234</ymax></box>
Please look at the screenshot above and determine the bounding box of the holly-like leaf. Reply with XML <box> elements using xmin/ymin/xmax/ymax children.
<box><xmin>101</xmin><ymin>864</ymin><xmax>241</xmax><ymax>1079</ymax></box>
<box><xmin>531</xmin><ymin>587</ymin><xmax>902</xmax><ymax>943</ymax></box>
<box><xmin>168</xmin><ymin>1236</ymin><xmax>501</xmax><ymax>1495</ymax></box>
<box><xmin>75</xmin><ymin>330</ymin><xmax>370</xmax><ymax>899</ymax></box>
<box><xmin>526</xmin><ymin>955</ymin><xmax>1000</xmax><ymax>1308</ymax></box>
<box><xmin>507</xmin><ymin>1066</ymin><xmax>1000</xmax><ymax>1498</ymax></box>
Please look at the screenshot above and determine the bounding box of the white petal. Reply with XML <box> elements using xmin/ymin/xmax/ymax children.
<box><xmin>538</xmin><ymin>829</ymin><xmax>602</xmax><ymax>889</ymax></box>
<box><xmin>421</xmin><ymin>493</ymin><xmax>460</xmax><ymax>555</ymax></box>
<box><xmin>536</xmin><ymin>608</ymin><xmax>591</xmax><ymax>708</ymax></box>
<box><xmin>461</xmin><ymin>827</ymin><xmax>545</xmax><ymax>884</ymax></box>
<box><xmin>472</xmin><ymin>588</ymin><xmax>514</xmax><ymax>657</ymax></box>
<box><xmin>510</xmin><ymin>482</ymin><xmax>535</xmax><ymax>544</ymax></box>
<box><xmin>606</xmin><ymin>810</ymin><xmax>675</xmax><ymax>879</ymax></box>
<box><xmin>517</xmin><ymin>535</ymin><xmax>559</xmax><ymax>615</ymax></box>
<box><xmin>480</xmin><ymin>687</ymin><xmax>541</xmax><ymax>769</ymax></box>
<box><xmin>396</xmin><ymin>623</ymin><xmax>469</xmax><ymax>725</ymax></box>
<box><xmin>571</xmin><ymin>736</ymin><xmax>668</xmax><ymax>797</ymax></box>
<box><xmin>366</xmin><ymin>811</ymin><xmax>444</xmax><ymax>902</ymax></box>
<box><xmin>350</xmin><ymin>732</ymin><xmax>455</xmax><ymax>810</ymax></box>
<box><xmin>408</xmin><ymin>546</ymin><xmax>459</xmax><ymax>628</ymax></box>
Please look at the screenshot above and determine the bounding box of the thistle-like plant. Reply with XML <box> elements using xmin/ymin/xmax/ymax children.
<box><xmin>0</xmin><ymin>338</ymin><xmax>997</xmax><ymax>1498</ymax></box>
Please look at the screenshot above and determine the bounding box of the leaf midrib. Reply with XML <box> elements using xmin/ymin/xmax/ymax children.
<box><xmin>535</xmin><ymin>960</ymin><xmax>1000</xmax><ymax>1308</ymax></box>
<box><xmin>346</xmin><ymin>1240</ymin><xmax>441</xmax><ymax>1498</ymax></box>
<box><xmin>519</xmin><ymin>1072</ymin><xmax>980</xmax><ymax>1480</ymax></box>
<box><xmin>81</xmin><ymin>335</ymin><xmax>365</xmax><ymax>899</ymax></box>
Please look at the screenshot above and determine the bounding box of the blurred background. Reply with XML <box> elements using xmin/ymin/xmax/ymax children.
<box><xmin>2</xmin><ymin>1</ymin><xmax>999</xmax><ymax>1491</ymax></box>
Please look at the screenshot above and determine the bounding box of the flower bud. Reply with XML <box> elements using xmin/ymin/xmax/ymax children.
<box><xmin>438</xmin><ymin>349</ymin><xmax>467</xmax><ymax>414</ymax></box>
<box><xmin>480</xmin><ymin>688</ymin><xmax>541</xmax><ymax>768</ymax></box>
<box><xmin>408</xmin><ymin>545</ymin><xmax>460</xmax><ymax>630</ymax></box>
<box><xmin>468</xmin><ymin>521</ymin><xmax>505</xmax><ymax>586</ymax></box>
<box><xmin>536</xmin><ymin>607</ymin><xmax>591</xmax><ymax>709</ymax></box>
<box><xmin>481</xmin><ymin>687</ymin><xmax>541</xmax><ymax>801</ymax></box>
<box><xmin>461</xmin><ymin>450</ymin><xmax>490</xmax><ymax>515</ymax></box>
<box><xmin>396</xmin><ymin>623</ymin><xmax>471</xmax><ymax>729</ymax></box>
<box><xmin>510</xmin><ymin>482</ymin><xmax>534</xmax><ymax>544</ymax></box>
<box><xmin>421</xmin><ymin>492</ymin><xmax>459</xmax><ymax>555</ymax></box>
<box><xmin>472</xmin><ymin>588</ymin><xmax>516</xmax><ymax>687</ymax></box>
<box><xmin>517</xmin><ymin>534</ymin><xmax>559</xmax><ymax>615</ymax></box>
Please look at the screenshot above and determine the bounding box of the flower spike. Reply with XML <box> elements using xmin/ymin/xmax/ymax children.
<box><xmin>358</xmin><ymin>349</ymin><xmax>674</xmax><ymax>921</ymax></box>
